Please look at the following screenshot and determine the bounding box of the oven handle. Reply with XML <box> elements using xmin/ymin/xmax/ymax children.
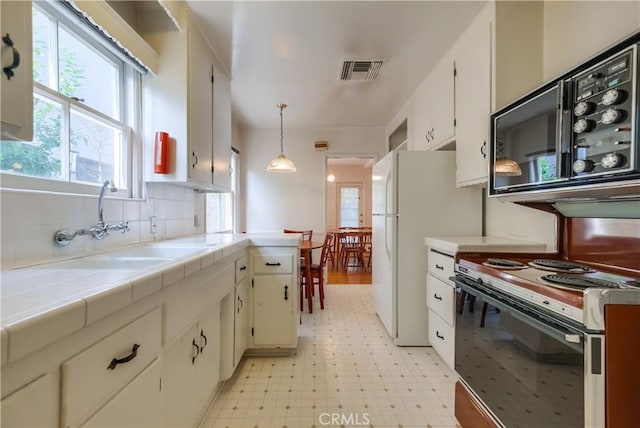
<box><xmin>457</xmin><ymin>280</ymin><xmax>584</xmax><ymax>353</ymax></box>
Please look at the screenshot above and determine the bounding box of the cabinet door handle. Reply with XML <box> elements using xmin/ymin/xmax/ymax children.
<box><xmin>265</xmin><ymin>262</ymin><xmax>281</xmax><ymax>267</ymax></box>
<box><xmin>436</xmin><ymin>331</ymin><xmax>445</xmax><ymax>340</ymax></box>
<box><xmin>2</xmin><ymin>34</ymin><xmax>20</xmax><ymax>80</ymax></box>
<box><xmin>435</xmin><ymin>264</ymin><xmax>444</xmax><ymax>270</ymax></box>
<box><xmin>239</xmin><ymin>265</ymin><xmax>247</xmax><ymax>271</ymax></box>
<box><xmin>199</xmin><ymin>329</ymin><xmax>208</xmax><ymax>352</ymax></box>
<box><xmin>191</xmin><ymin>338</ymin><xmax>199</xmax><ymax>364</ymax></box>
<box><xmin>434</xmin><ymin>293</ymin><xmax>443</xmax><ymax>301</ymax></box>
<box><xmin>107</xmin><ymin>344</ymin><xmax>140</xmax><ymax>370</ymax></box>
<box><xmin>480</xmin><ymin>141</ymin><xmax>487</xmax><ymax>159</ymax></box>
<box><xmin>191</xmin><ymin>151</ymin><xmax>199</xmax><ymax>169</ymax></box>
<box><xmin>284</xmin><ymin>285</ymin><xmax>289</xmax><ymax>301</ymax></box>
<box><xmin>237</xmin><ymin>296</ymin><xmax>243</xmax><ymax>313</ymax></box>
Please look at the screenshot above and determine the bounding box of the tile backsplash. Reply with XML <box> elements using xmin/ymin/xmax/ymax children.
<box><xmin>0</xmin><ymin>183</ymin><xmax>199</xmax><ymax>268</ymax></box>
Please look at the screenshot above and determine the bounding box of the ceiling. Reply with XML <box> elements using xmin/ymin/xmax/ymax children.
<box><xmin>186</xmin><ymin>1</ymin><xmax>487</xmax><ymax>129</ymax></box>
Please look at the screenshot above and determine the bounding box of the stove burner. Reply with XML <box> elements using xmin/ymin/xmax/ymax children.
<box><xmin>528</xmin><ymin>259</ymin><xmax>595</xmax><ymax>273</ymax></box>
<box><xmin>482</xmin><ymin>258</ymin><xmax>527</xmax><ymax>269</ymax></box>
<box><xmin>541</xmin><ymin>274</ymin><xmax>620</xmax><ymax>290</ymax></box>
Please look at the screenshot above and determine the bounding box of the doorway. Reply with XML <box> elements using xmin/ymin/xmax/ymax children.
<box><xmin>325</xmin><ymin>155</ymin><xmax>376</xmax><ymax>285</ymax></box>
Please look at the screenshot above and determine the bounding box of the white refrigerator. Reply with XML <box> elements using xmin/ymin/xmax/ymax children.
<box><xmin>372</xmin><ymin>150</ymin><xmax>481</xmax><ymax>346</ymax></box>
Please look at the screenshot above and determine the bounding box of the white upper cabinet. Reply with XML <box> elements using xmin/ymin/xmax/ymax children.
<box><xmin>429</xmin><ymin>53</ymin><xmax>456</xmax><ymax>150</ymax></box>
<box><xmin>454</xmin><ymin>6</ymin><xmax>492</xmax><ymax>186</ymax></box>
<box><xmin>453</xmin><ymin>1</ymin><xmax>543</xmax><ymax>187</ymax></box>
<box><xmin>411</xmin><ymin>75</ymin><xmax>431</xmax><ymax>151</ymax></box>
<box><xmin>0</xmin><ymin>0</ymin><xmax>33</xmax><ymax>141</ymax></box>
<box><xmin>412</xmin><ymin>51</ymin><xmax>455</xmax><ymax>151</ymax></box>
<box><xmin>141</xmin><ymin>6</ymin><xmax>231</xmax><ymax>192</ymax></box>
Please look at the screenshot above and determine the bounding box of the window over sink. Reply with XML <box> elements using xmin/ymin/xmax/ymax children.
<box><xmin>0</xmin><ymin>2</ymin><xmax>143</xmax><ymax>197</ymax></box>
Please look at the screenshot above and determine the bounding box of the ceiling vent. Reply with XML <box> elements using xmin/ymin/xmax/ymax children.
<box><xmin>340</xmin><ymin>60</ymin><xmax>383</xmax><ymax>81</ymax></box>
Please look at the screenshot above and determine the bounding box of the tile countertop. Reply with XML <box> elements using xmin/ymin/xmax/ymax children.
<box><xmin>424</xmin><ymin>236</ymin><xmax>548</xmax><ymax>255</ymax></box>
<box><xmin>0</xmin><ymin>233</ymin><xmax>300</xmax><ymax>364</ymax></box>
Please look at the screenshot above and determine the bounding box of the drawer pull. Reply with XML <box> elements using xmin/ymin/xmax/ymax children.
<box><xmin>107</xmin><ymin>344</ymin><xmax>140</xmax><ymax>370</ymax></box>
<box><xmin>434</xmin><ymin>293</ymin><xmax>443</xmax><ymax>301</ymax></box>
<box><xmin>192</xmin><ymin>338</ymin><xmax>199</xmax><ymax>365</ymax></box>
<box><xmin>199</xmin><ymin>329</ymin><xmax>208</xmax><ymax>352</ymax></box>
<box><xmin>436</xmin><ymin>331</ymin><xmax>445</xmax><ymax>340</ymax></box>
<box><xmin>284</xmin><ymin>285</ymin><xmax>289</xmax><ymax>301</ymax></box>
<box><xmin>265</xmin><ymin>262</ymin><xmax>282</xmax><ymax>267</ymax></box>
<box><xmin>239</xmin><ymin>265</ymin><xmax>247</xmax><ymax>271</ymax></box>
<box><xmin>435</xmin><ymin>264</ymin><xmax>444</xmax><ymax>270</ymax></box>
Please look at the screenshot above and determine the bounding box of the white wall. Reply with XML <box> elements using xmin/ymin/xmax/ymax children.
<box><xmin>242</xmin><ymin>127</ymin><xmax>384</xmax><ymax>235</ymax></box>
<box><xmin>484</xmin><ymin>1</ymin><xmax>640</xmax><ymax>251</ymax></box>
<box><xmin>542</xmin><ymin>1</ymin><xmax>640</xmax><ymax>81</ymax></box>
<box><xmin>0</xmin><ymin>183</ymin><xmax>198</xmax><ymax>268</ymax></box>
<box><xmin>326</xmin><ymin>165</ymin><xmax>373</xmax><ymax>230</ymax></box>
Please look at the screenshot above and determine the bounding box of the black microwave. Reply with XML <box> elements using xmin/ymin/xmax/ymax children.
<box><xmin>489</xmin><ymin>35</ymin><xmax>640</xmax><ymax>201</ymax></box>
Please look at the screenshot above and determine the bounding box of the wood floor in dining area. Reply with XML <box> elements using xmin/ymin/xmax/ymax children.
<box><xmin>327</xmin><ymin>264</ymin><xmax>371</xmax><ymax>285</ymax></box>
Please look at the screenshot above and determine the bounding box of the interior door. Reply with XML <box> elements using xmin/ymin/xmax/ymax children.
<box><xmin>338</xmin><ymin>183</ymin><xmax>364</xmax><ymax>227</ymax></box>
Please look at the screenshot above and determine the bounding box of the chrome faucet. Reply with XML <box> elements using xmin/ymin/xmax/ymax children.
<box><xmin>98</xmin><ymin>179</ymin><xmax>117</xmax><ymax>225</ymax></box>
<box><xmin>54</xmin><ymin>179</ymin><xmax>129</xmax><ymax>246</ymax></box>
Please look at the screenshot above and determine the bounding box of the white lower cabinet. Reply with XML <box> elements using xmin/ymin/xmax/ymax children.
<box><xmin>250</xmin><ymin>247</ymin><xmax>298</xmax><ymax>349</ymax></box>
<box><xmin>162</xmin><ymin>304</ymin><xmax>221</xmax><ymax>428</ymax></box>
<box><xmin>81</xmin><ymin>359</ymin><xmax>162</xmax><ymax>428</ymax></box>
<box><xmin>426</xmin><ymin>248</ymin><xmax>457</xmax><ymax>370</ymax></box>
<box><xmin>234</xmin><ymin>278</ymin><xmax>250</xmax><ymax>366</ymax></box>
<box><xmin>0</xmin><ymin>374</ymin><xmax>57</xmax><ymax>427</ymax></box>
<box><xmin>0</xmin><ymin>244</ymin><xmax>300</xmax><ymax>428</ymax></box>
<box><xmin>253</xmin><ymin>275</ymin><xmax>295</xmax><ymax>347</ymax></box>
<box><xmin>428</xmin><ymin>310</ymin><xmax>455</xmax><ymax>370</ymax></box>
<box><xmin>61</xmin><ymin>308</ymin><xmax>162</xmax><ymax>428</ymax></box>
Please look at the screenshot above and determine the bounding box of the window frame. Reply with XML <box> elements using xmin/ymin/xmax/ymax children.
<box><xmin>0</xmin><ymin>2</ymin><xmax>142</xmax><ymax>198</ymax></box>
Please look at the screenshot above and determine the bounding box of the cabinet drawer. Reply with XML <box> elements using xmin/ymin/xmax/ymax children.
<box><xmin>235</xmin><ymin>255</ymin><xmax>248</xmax><ymax>284</ymax></box>
<box><xmin>428</xmin><ymin>249</ymin><xmax>455</xmax><ymax>283</ymax></box>
<box><xmin>61</xmin><ymin>308</ymin><xmax>161</xmax><ymax>428</ymax></box>
<box><xmin>427</xmin><ymin>274</ymin><xmax>455</xmax><ymax>325</ymax></box>
<box><xmin>253</xmin><ymin>254</ymin><xmax>293</xmax><ymax>274</ymax></box>
<box><xmin>428</xmin><ymin>310</ymin><xmax>455</xmax><ymax>371</ymax></box>
<box><xmin>81</xmin><ymin>359</ymin><xmax>162</xmax><ymax>428</ymax></box>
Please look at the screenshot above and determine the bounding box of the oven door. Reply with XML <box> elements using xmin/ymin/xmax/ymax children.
<box><xmin>454</xmin><ymin>278</ymin><xmax>604</xmax><ymax>428</ymax></box>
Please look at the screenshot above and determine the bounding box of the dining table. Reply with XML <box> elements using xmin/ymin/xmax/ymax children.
<box><xmin>327</xmin><ymin>227</ymin><xmax>372</xmax><ymax>269</ymax></box>
<box><xmin>298</xmin><ymin>240</ymin><xmax>324</xmax><ymax>313</ymax></box>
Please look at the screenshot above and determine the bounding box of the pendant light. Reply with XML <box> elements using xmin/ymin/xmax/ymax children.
<box><xmin>327</xmin><ymin>168</ymin><xmax>335</xmax><ymax>182</ymax></box>
<box><xmin>494</xmin><ymin>137</ymin><xmax>522</xmax><ymax>176</ymax></box>
<box><xmin>495</xmin><ymin>159</ymin><xmax>523</xmax><ymax>176</ymax></box>
<box><xmin>267</xmin><ymin>103</ymin><xmax>297</xmax><ymax>172</ymax></box>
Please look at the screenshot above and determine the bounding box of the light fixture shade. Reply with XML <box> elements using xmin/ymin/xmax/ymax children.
<box><xmin>267</xmin><ymin>154</ymin><xmax>297</xmax><ymax>172</ymax></box>
<box><xmin>267</xmin><ymin>103</ymin><xmax>297</xmax><ymax>173</ymax></box>
<box><xmin>327</xmin><ymin>173</ymin><xmax>335</xmax><ymax>182</ymax></box>
<box><xmin>495</xmin><ymin>159</ymin><xmax>523</xmax><ymax>176</ymax></box>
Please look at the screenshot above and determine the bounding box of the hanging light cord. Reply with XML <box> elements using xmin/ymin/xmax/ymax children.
<box><xmin>279</xmin><ymin>104</ymin><xmax>284</xmax><ymax>155</ymax></box>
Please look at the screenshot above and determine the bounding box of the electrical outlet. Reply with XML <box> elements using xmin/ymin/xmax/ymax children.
<box><xmin>150</xmin><ymin>216</ymin><xmax>157</xmax><ymax>237</ymax></box>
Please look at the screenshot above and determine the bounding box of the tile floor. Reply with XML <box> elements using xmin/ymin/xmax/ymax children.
<box><xmin>202</xmin><ymin>285</ymin><xmax>458</xmax><ymax>428</ymax></box>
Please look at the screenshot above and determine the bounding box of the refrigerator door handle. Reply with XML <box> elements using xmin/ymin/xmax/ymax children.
<box><xmin>384</xmin><ymin>167</ymin><xmax>393</xmax><ymax>215</ymax></box>
<box><xmin>385</xmin><ymin>216</ymin><xmax>393</xmax><ymax>262</ymax></box>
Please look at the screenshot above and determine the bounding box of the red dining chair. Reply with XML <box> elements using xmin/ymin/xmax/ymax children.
<box><xmin>301</xmin><ymin>233</ymin><xmax>333</xmax><ymax>310</ymax></box>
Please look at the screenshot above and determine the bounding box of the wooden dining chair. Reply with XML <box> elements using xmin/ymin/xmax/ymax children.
<box><xmin>340</xmin><ymin>231</ymin><xmax>366</xmax><ymax>271</ymax></box>
<box><xmin>284</xmin><ymin>228</ymin><xmax>313</xmax><ymax>269</ymax></box>
<box><xmin>301</xmin><ymin>233</ymin><xmax>333</xmax><ymax>310</ymax></box>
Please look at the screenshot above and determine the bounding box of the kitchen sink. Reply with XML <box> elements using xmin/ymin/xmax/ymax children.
<box><xmin>46</xmin><ymin>245</ymin><xmax>207</xmax><ymax>270</ymax></box>
<box><xmin>111</xmin><ymin>245</ymin><xmax>206</xmax><ymax>259</ymax></box>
